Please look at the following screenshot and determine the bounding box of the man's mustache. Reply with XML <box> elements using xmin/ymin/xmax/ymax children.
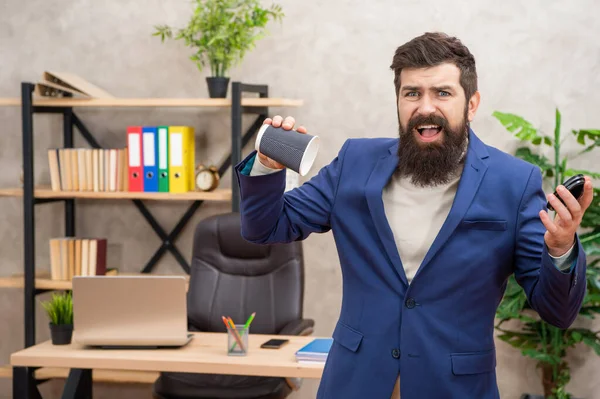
<box><xmin>406</xmin><ymin>114</ymin><xmax>449</xmax><ymax>134</ymax></box>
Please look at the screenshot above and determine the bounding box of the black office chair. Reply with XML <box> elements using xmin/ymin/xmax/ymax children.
<box><xmin>153</xmin><ymin>212</ymin><xmax>314</xmax><ymax>399</ymax></box>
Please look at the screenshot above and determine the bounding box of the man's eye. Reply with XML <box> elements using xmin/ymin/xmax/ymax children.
<box><xmin>406</xmin><ymin>92</ymin><xmax>418</xmax><ymax>97</ymax></box>
<box><xmin>439</xmin><ymin>91</ymin><xmax>450</xmax><ymax>96</ymax></box>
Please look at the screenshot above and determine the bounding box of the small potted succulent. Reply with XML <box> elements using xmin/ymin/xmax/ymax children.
<box><xmin>41</xmin><ymin>291</ymin><xmax>74</xmax><ymax>345</ymax></box>
<box><xmin>153</xmin><ymin>0</ymin><xmax>284</xmax><ymax>98</ymax></box>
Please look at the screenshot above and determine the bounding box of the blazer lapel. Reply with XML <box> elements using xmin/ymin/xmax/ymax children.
<box><xmin>365</xmin><ymin>140</ymin><xmax>409</xmax><ymax>286</ymax></box>
<box><xmin>412</xmin><ymin>128</ymin><xmax>489</xmax><ymax>282</ymax></box>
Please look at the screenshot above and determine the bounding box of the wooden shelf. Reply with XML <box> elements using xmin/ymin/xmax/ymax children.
<box><xmin>0</xmin><ymin>276</ymin><xmax>76</xmax><ymax>290</ymax></box>
<box><xmin>0</xmin><ymin>97</ymin><xmax>303</xmax><ymax>108</ymax></box>
<box><xmin>0</xmin><ymin>364</ymin><xmax>158</xmax><ymax>383</ymax></box>
<box><xmin>0</xmin><ymin>187</ymin><xmax>231</xmax><ymax>201</ymax></box>
<box><xmin>0</xmin><ymin>274</ymin><xmax>190</xmax><ymax>291</ymax></box>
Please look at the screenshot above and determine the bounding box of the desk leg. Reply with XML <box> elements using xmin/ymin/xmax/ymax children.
<box><xmin>61</xmin><ymin>369</ymin><xmax>92</xmax><ymax>399</ymax></box>
<box><xmin>13</xmin><ymin>367</ymin><xmax>42</xmax><ymax>399</ymax></box>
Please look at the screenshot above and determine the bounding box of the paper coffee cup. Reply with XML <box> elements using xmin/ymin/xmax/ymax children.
<box><xmin>255</xmin><ymin>124</ymin><xmax>320</xmax><ymax>176</ymax></box>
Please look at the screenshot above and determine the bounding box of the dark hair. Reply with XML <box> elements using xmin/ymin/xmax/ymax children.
<box><xmin>390</xmin><ymin>32</ymin><xmax>477</xmax><ymax>101</ymax></box>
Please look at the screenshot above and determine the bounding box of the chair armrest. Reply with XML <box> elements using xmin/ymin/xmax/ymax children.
<box><xmin>278</xmin><ymin>319</ymin><xmax>315</xmax><ymax>336</ymax></box>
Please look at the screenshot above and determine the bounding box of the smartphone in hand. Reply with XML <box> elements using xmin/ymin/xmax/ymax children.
<box><xmin>547</xmin><ymin>174</ymin><xmax>585</xmax><ymax>211</ymax></box>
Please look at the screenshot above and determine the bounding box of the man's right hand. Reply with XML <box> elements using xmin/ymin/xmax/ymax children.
<box><xmin>258</xmin><ymin>115</ymin><xmax>307</xmax><ymax>170</ymax></box>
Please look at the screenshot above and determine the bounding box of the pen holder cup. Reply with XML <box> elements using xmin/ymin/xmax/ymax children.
<box><xmin>227</xmin><ymin>325</ymin><xmax>249</xmax><ymax>356</ymax></box>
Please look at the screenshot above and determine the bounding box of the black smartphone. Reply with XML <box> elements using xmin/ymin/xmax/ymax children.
<box><xmin>260</xmin><ymin>338</ymin><xmax>289</xmax><ymax>349</ymax></box>
<box><xmin>547</xmin><ymin>174</ymin><xmax>585</xmax><ymax>211</ymax></box>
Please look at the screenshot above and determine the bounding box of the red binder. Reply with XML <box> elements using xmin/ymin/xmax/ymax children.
<box><xmin>127</xmin><ymin>126</ymin><xmax>143</xmax><ymax>192</ymax></box>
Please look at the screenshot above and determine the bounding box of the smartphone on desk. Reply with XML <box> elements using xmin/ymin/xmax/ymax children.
<box><xmin>260</xmin><ymin>338</ymin><xmax>289</xmax><ymax>349</ymax></box>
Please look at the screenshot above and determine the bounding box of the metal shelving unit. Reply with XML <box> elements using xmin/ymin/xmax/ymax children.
<box><xmin>0</xmin><ymin>81</ymin><xmax>302</xmax><ymax>392</ymax></box>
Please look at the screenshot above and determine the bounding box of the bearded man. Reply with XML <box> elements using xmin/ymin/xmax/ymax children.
<box><xmin>234</xmin><ymin>32</ymin><xmax>593</xmax><ymax>399</ymax></box>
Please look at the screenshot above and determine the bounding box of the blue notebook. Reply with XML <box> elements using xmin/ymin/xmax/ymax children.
<box><xmin>295</xmin><ymin>338</ymin><xmax>333</xmax><ymax>363</ymax></box>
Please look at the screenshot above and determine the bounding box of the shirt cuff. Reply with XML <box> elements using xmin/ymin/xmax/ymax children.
<box><xmin>548</xmin><ymin>241</ymin><xmax>577</xmax><ymax>272</ymax></box>
<box><xmin>249</xmin><ymin>155</ymin><xmax>282</xmax><ymax>176</ymax></box>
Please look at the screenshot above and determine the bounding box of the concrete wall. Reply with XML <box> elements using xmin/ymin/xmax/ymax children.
<box><xmin>0</xmin><ymin>0</ymin><xmax>598</xmax><ymax>397</ymax></box>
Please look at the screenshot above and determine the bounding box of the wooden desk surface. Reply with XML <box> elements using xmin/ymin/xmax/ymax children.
<box><xmin>10</xmin><ymin>332</ymin><xmax>325</xmax><ymax>379</ymax></box>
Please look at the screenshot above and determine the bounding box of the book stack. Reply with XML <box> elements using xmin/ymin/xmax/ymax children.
<box><xmin>35</xmin><ymin>71</ymin><xmax>114</xmax><ymax>99</ymax></box>
<box><xmin>48</xmin><ymin>148</ymin><xmax>128</xmax><ymax>192</ymax></box>
<box><xmin>48</xmin><ymin>238</ymin><xmax>109</xmax><ymax>281</ymax></box>
<box><xmin>126</xmin><ymin>126</ymin><xmax>196</xmax><ymax>193</ymax></box>
<box><xmin>295</xmin><ymin>338</ymin><xmax>333</xmax><ymax>364</ymax></box>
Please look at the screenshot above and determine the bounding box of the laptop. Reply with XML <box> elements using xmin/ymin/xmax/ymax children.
<box><xmin>72</xmin><ymin>275</ymin><xmax>193</xmax><ymax>348</ymax></box>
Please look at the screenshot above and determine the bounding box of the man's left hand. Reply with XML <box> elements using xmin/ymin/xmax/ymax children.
<box><xmin>540</xmin><ymin>175</ymin><xmax>594</xmax><ymax>257</ymax></box>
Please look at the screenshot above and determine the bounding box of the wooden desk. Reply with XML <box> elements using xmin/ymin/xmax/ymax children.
<box><xmin>11</xmin><ymin>332</ymin><xmax>325</xmax><ymax>399</ymax></box>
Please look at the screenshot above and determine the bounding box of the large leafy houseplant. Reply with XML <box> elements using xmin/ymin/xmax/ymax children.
<box><xmin>493</xmin><ymin>109</ymin><xmax>600</xmax><ymax>399</ymax></box>
<box><xmin>153</xmin><ymin>0</ymin><xmax>284</xmax><ymax>98</ymax></box>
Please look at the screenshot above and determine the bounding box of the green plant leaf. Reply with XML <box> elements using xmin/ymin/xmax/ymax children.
<box><xmin>572</xmin><ymin>129</ymin><xmax>600</xmax><ymax>145</ymax></box>
<box><xmin>40</xmin><ymin>292</ymin><xmax>73</xmax><ymax>325</ymax></box>
<box><xmin>514</xmin><ymin>147</ymin><xmax>555</xmax><ymax>178</ymax></box>
<box><xmin>493</xmin><ymin>108</ymin><xmax>600</xmax><ymax>399</ymax></box>
<box><xmin>580</xmin><ymin>230</ymin><xmax>600</xmax><ymax>256</ymax></box>
<box><xmin>153</xmin><ymin>0</ymin><xmax>284</xmax><ymax>76</ymax></box>
<box><xmin>581</xmin><ymin>189</ymin><xmax>600</xmax><ymax>230</ymax></box>
<box><xmin>573</xmin><ymin>129</ymin><xmax>600</xmax><ymax>154</ymax></box>
<box><xmin>581</xmin><ymin>335</ymin><xmax>600</xmax><ymax>356</ymax></box>
<box><xmin>563</xmin><ymin>169</ymin><xmax>600</xmax><ymax>179</ymax></box>
<box><xmin>496</xmin><ymin>330</ymin><xmax>540</xmax><ymax>350</ymax></box>
<box><xmin>522</xmin><ymin>348</ymin><xmax>562</xmax><ymax>364</ymax></box>
<box><xmin>493</xmin><ymin>111</ymin><xmax>551</xmax><ymax>145</ymax></box>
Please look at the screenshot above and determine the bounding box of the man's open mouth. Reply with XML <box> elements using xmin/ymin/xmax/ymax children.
<box><xmin>415</xmin><ymin>124</ymin><xmax>442</xmax><ymax>141</ymax></box>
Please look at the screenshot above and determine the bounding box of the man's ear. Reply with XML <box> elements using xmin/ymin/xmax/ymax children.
<box><xmin>467</xmin><ymin>91</ymin><xmax>481</xmax><ymax>122</ymax></box>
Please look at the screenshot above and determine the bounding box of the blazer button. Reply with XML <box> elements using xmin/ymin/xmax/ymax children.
<box><xmin>405</xmin><ymin>298</ymin><xmax>416</xmax><ymax>309</ymax></box>
<box><xmin>391</xmin><ymin>349</ymin><xmax>400</xmax><ymax>359</ymax></box>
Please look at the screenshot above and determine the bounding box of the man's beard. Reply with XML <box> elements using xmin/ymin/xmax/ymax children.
<box><xmin>396</xmin><ymin>111</ymin><xmax>468</xmax><ymax>187</ymax></box>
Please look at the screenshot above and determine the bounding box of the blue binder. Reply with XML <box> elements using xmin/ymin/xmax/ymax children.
<box><xmin>142</xmin><ymin>126</ymin><xmax>159</xmax><ymax>192</ymax></box>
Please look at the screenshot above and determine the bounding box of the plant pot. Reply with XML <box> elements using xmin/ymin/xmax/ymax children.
<box><xmin>49</xmin><ymin>323</ymin><xmax>73</xmax><ymax>345</ymax></box>
<box><xmin>206</xmin><ymin>77</ymin><xmax>230</xmax><ymax>98</ymax></box>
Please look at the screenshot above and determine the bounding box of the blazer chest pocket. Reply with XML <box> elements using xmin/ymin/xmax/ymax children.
<box><xmin>459</xmin><ymin>220</ymin><xmax>507</xmax><ymax>231</ymax></box>
<box><xmin>451</xmin><ymin>349</ymin><xmax>496</xmax><ymax>375</ymax></box>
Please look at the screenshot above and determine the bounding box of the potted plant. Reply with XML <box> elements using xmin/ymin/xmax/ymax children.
<box><xmin>41</xmin><ymin>291</ymin><xmax>74</xmax><ymax>345</ymax></box>
<box><xmin>153</xmin><ymin>0</ymin><xmax>284</xmax><ymax>98</ymax></box>
<box><xmin>493</xmin><ymin>109</ymin><xmax>600</xmax><ymax>399</ymax></box>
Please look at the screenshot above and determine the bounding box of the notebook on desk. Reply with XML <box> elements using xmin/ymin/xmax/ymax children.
<box><xmin>295</xmin><ymin>338</ymin><xmax>333</xmax><ymax>363</ymax></box>
<box><xmin>72</xmin><ymin>275</ymin><xmax>193</xmax><ymax>348</ymax></box>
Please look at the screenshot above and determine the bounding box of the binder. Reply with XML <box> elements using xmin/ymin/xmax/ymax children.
<box><xmin>157</xmin><ymin>126</ymin><xmax>169</xmax><ymax>192</ymax></box>
<box><xmin>168</xmin><ymin>126</ymin><xmax>195</xmax><ymax>193</ymax></box>
<box><xmin>127</xmin><ymin>126</ymin><xmax>144</xmax><ymax>192</ymax></box>
<box><xmin>142</xmin><ymin>126</ymin><xmax>159</xmax><ymax>192</ymax></box>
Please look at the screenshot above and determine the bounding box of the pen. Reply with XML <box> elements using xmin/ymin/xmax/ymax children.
<box><xmin>228</xmin><ymin>312</ymin><xmax>256</xmax><ymax>352</ymax></box>
<box><xmin>224</xmin><ymin>316</ymin><xmax>245</xmax><ymax>352</ymax></box>
<box><xmin>243</xmin><ymin>312</ymin><xmax>256</xmax><ymax>329</ymax></box>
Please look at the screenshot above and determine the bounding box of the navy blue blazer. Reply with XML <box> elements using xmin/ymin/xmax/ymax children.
<box><xmin>234</xmin><ymin>128</ymin><xmax>587</xmax><ymax>399</ymax></box>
